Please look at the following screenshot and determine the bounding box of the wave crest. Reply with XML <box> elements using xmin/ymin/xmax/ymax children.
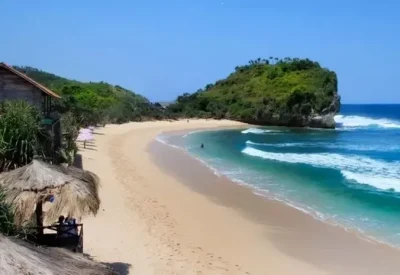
<box><xmin>341</xmin><ymin>171</ymin><xmax>400</xmax><ymax>192</ymax></box>
<box><xmin>241</xmin><ymin>146</ymin><xmax>400</xmax><ymax>191</ymax></box>
<box><xmin>245</xmin><ymin>140</ymin><xmax>400</xmax><ymax>152</ymax></box>
<box><xmin>241</xmin><ymin>128</ymin><xmax>281</xmax><ymax>134</ymax></box>
<box><xmin>335</xmin><ymin>115</ymin><xmax>400</xmax><ymax>129</ymax></box>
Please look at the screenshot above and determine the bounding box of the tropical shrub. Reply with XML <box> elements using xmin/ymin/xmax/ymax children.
<box><xmin>57</xmin><ymin>112</ymin><xmax>79</xmax><ymax>165</ymax></box>
<box><xmin>0</xmin><ymin>101</ymin><xmax>51</xmax><ymax>172</ymax></box>
<box><xmin>0</xmin><ymin>189</ymin><xmax>16</xmax><ymax>236</ymax></box>
<box><xmin>15</xmin><ymin>66</ymin><xmax>168</xmax><ymax>126</ymax></box>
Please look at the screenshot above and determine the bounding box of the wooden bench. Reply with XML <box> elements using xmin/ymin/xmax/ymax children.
<box><xmin>27</xmin><ymin>224</ymin><xmax>84</xmax><ymax>253</ymax></box>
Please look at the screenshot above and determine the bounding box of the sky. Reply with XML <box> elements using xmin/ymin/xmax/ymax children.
<box><xmin>0</xmin><ymin>0</ymin><xmax>399</xmax><ymax>103</ymax></box>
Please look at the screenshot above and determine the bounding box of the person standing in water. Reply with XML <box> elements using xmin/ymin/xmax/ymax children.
<box><xmin>201</xmin><ymin>143</ymin><xmax>204</xmax><ymax>148</ymax></box>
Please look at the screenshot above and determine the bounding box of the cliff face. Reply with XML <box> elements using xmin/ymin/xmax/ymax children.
<box><xmin>245</xmin><ymin>93</ymin><xmax>341</xmax><ymax>128</ymax></box>
<box><xmin>310</xmin><ymin>93</ymin><xmax>341</xmax><ymax>128</ymax></box>
<box><xmin>169</xmin><ymin>58</ymin><xmax>341</xmax><ymax>128</ymax></box>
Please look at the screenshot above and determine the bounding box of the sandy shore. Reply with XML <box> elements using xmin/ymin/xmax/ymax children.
<box><xmin>80</xmin><ymin>119</ymin><xmax>400</xmax><ymax>275</ymax></box>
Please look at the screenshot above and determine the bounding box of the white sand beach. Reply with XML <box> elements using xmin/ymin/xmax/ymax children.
<box><xmin>80</xmin><ymin>119</ymin><xmax>400</xmax><ymax>275</ymax></box>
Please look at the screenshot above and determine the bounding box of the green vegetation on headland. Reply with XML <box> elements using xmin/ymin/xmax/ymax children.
<box><xmin>14</xmin><ymin>66</ymin><xmax>168</xmax><ymax>126</ymax></box>
<box><xmin>0</xmin><ymin>66</ymin><xmax>175</xmax><ymax>174</ymax></box>
<box><xmin>15</xmin><ymin>57</ymin><xmax>340</xmax><ymax>129</ymax></box>
<box><xmin>168</xmin><ymin>57</ymin><xmax>340</xmax><ymax>128</ymax></box>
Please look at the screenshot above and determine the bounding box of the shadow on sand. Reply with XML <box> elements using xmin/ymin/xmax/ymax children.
<box><xmin>73</xmin><ymin>154</ymin><xmax>83</xmax><ymax>169</ymax></box>
<box><xmin>76</xmin><ymin>142</ymin><xmax>98</xmax><ymax>151</ymax></box>
<box><xmin>83</xmin><ymin>252</ymin><xmax>132</xmax><ymax>274</ymax></box>
<box><xmin>82</xmin><ymin>146</ymin><xmax>98</xmax><ymax>151</ymax></box>
<box><xmin>104</xmin><ymin>262</ymin><xmax>132</xmax><ymax>275</ymax></box>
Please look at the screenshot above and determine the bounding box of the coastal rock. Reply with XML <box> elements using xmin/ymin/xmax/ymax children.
<box><xmin>322</xmin><ymin>94</ymin><xmax>341</xmax><ymax>115</ymax></box>
<box><xmin>308</xmin><ymin>93</ymin><xmax>340</xmax><ymax>128</ymax></box>
<box><xmin>309</xmin><ymin>113</ymin><xmax>336</xmax><ymax>129</ymax></box>
<box><xmin>246</xmin><ymin>88</ymin><xmax>341</xmax><ymax>129</ymax></box>
<box><xmin>244</xmin><ymin>111</ymin><xmax>337</xmax><ymax>129</ymax></box>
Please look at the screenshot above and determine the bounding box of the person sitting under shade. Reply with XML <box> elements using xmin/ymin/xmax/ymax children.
<box><xmin>56</xmin><ymin>215</ymin><xmax>79</xmax><ymax>237</ymax></box>
<box><xmin>65</xmin><ymin>216</ymin><xmax>78</xmax><ymax>236</ymax></box>
<box><xmin>56</xmin><ymin>215</ymin><xmax>69</xmax><ymax>238</ymax></box>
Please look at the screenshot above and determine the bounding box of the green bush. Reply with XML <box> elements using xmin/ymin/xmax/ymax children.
<box><xmin>0</xmin><ymin>101</ymin><xmax>51</xmax><ymax>172</ymax></box>
<box><xmin>57</xmin><ymin>112</ymin><xmax>79</xmax><ymax>165</ymax></box>
<box><xmin>0</xmin><ymin>189</ymin><xmax>16</xmax><ymax>236</ymax></box>
<box><xmin>14</xmin><ymin>66</ymin><xmax>169</xmax><ymax>126</ymax></box>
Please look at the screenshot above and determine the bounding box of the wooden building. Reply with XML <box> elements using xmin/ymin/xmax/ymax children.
<box><xmin>0</xmin><ymin>62</ymin><xmax>61</xmax><ymax>116</ymax></box>
<box><xmin>0</xmin><ymin>62</ymin><xmax>62</xmax><ymax>161</ymax></box>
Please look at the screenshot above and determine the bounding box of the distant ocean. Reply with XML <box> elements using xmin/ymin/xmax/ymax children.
<box><xmin>158</xmin><ymin>104</ymin><xmax>400</xmax><ymax>247</ymax></box>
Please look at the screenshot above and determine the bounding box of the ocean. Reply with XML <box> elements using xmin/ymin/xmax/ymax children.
<box><xmin>159</xmin><ymin>104</ymin><xmax>400</xmax><ymax>247</ymax></box>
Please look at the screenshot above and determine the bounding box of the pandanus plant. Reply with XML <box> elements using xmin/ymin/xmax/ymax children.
<box><xmin>0</xmin><ymin>101</ymin><xmax>51</xmax><ymax>172</ymax></box>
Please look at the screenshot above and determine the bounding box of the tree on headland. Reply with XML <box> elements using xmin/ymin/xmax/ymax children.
<box><xmin>166</xmin><ymin>57</ymin><xmax>339</xmax><ymax>126</ymax></box>
<box><xmin>13</xmin><ymin>66</ymin><xmax>169</xmax><ymax>126</ymax></box>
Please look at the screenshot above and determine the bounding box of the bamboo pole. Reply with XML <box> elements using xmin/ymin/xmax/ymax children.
<box><xmin>35</xmin><ymin>201</ymin><xmax>43</xmax><ymax>235</ymax></box>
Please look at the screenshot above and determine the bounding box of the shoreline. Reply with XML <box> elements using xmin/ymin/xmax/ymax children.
<box><xmin>149</xmin><ymin>129</ymin><xmax>400</xmax><ymax>274</ymax></box>
<box><xmin>81</xmin><ymin>120</ymin><xmax>400</xmax><ymax>275</ymax></box>
<box><xmin>154</xmin><ymin>128</ymin><xmax>399</xmax><ymax>251</ymax></box>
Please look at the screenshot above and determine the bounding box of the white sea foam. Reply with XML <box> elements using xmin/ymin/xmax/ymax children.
<box><xmin>245</xmin><ymin>140</ymin><xmax>400</xmax><ymax>152</ymax></box>
<box><xmin>241</xmin><ymin>128</ymin><xmax>279</xmax><ymax>134</ymax></box>
<box><xmin>182</xmin><ymin>130</ymin><xmax>200</xmax><ymax>138</ymax></box>
<box><xmin>246</xmin><ymin>140</ymin><xmax>307</xmax><ymax>147</ymax></box>
<box><xmin>156</xmin><ymin>134</ymin><xmax>224</xmax><ymax>177</ymax></box>
<box><xmin>155</xmin><ymin>135</ymin><xmax>169</xmax><ymax>145</ymax></box>
<box><xmin>245</xmin><ymin>140</ymin><xmax>262</xmax><ymax>146</ymax></box>
<box><xmin>341</xmin><ymin>171</ymin><xmax>400</xmax><ymax>192</ymax></box>
<box><xmin>241</xmin><ymin>147</ymin><xmax>400</xmax><ymax>191</ymax></box>
<box><xmin>193</xmin><ymin>157</ymin><xmax>223</xmax><ymax>177</ymax></box>
<box><xmin>331</xmin><ymin>144</ymin><xmax>400</xmax><ymax>152</ymax></box>
<box><xmin>155</xmin><ymin>135</ymin><xmax>182</xmax><ymax>150</ymax></box>
<box><xmin>335</xmin><ymin>115</ymin><xmax>400</xmax><ymax>129</ymax></box>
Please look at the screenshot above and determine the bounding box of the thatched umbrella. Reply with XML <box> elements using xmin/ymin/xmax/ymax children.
<box><xmin>0</xmin><ymin>160</ymin><xmax>100</xmax><ymax>233</ymax></box>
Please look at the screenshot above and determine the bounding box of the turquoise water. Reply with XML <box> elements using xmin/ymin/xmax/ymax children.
<box><xmin>159</xmin><ymin>105</ymin><xmax>400</xmax><ymax>247</ymax></box>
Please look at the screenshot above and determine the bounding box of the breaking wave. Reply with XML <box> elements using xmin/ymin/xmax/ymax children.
<box><xmin>242</xmin><ymin>146</ymin><xmax>400</xmax><ymax>191</ymax></box>
<box><xmin>341</xmin><ymin>171</ymin><xmax>400</xmax><ymax>192</ymax></box>
<box><xmin>241</xmin><ymin>128</ymin><xmax>281</xmax><ymax>134</ymax></box>
<box><xmin>245</xmin><ymin>140</ymin><xmax>400</xmax><ymax>152</ymax></box>
<box><xmin>335</xmin><ymin>115</ymin><xmax>400</xmax><ymax>129</ymax></box>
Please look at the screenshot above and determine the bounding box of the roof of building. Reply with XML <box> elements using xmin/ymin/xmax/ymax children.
<box><xmin>0</xmin><ymin>62</ymin><xmax>61</xmax><ymax>99</ymax></box>
<box><xmin>157</xmin><ymin>102</ymin><xmax>174</xmax><ymax>108</ymax></box>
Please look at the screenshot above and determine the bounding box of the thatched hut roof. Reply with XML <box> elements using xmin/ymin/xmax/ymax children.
<box><xmin>0</xmin><ymin>160</ymin><xmax>100</xmax><ymax>225</ymax></box>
